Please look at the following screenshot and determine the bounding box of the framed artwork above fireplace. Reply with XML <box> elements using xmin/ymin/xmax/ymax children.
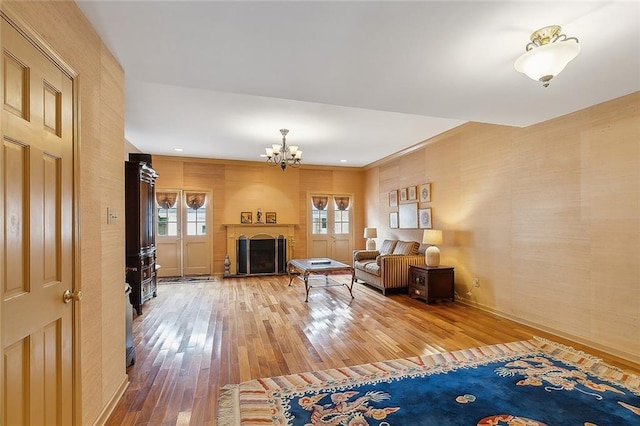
<box><xmin>241</xmin><ymin>212</ymin><xmax>252</xmax><ymax>224</ymax></box>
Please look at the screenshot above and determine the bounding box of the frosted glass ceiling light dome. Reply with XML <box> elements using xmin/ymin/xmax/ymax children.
<box><xmin>514</xmin><ymin>25</ymin><xmax>581</xmax><ymax>87</ymax></box>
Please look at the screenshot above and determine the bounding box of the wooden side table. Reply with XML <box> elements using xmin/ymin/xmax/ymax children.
<box><xmin>408</xmin><ymin>265</ymin><xmax>454</xmax><ymax>303</ymax></box>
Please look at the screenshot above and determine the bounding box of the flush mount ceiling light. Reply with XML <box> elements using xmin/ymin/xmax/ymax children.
<box><xmin>264</xmin><ymin>129</ymin><xmax>302</xmax><ymax>171</ymax></box>
<box><xmin>514</xmin><ymin>25</ymin><xmax>581</xmax><ymax>87</ymax></box>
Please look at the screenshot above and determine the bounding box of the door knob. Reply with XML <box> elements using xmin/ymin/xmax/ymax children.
<box><xmin>63</xmin><ymin>289</ymin><xmax>83</xmax><ymax>304</ymax></box>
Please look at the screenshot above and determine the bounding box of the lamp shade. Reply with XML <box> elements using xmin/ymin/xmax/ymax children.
<box><xmin>422</xmin><ymin>229</ymin><xmax>442</xmax><ymax>246</ymax></box>
<box><xmin>514</xmin><ymin>41</ymin><xmax>580</xmax><ymax>82</ymax></box>
<box><xmin>364</xmin><ymin>227</ymin><xmax>377</xmax><ymax>239</ymax></box>
<box><xmin>364</xmin><ymin>227</ymin><xmax>377</xmax><ymax>250</ymax></box>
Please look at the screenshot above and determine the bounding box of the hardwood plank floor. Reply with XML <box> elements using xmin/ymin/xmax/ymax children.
<box><xmin>106</xmin><ymin>275</ymin><xmax>640</xmax><ymax>425</ymax></box>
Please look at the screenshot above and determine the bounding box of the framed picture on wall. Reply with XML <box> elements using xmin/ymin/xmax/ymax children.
<box><xmin>400</xmin><ymin>187</ymin><xmax>408</xmax><ymax>202</ymax></box>
<box><xmin>408</xmin><ymin>185</ymin><xmax>417</xmax><ymax>201</ymax></box>
<box><xmin>419</xmin><ymin>183</ymin><xmax>431</xmax><ymax>203</ymax></box>
<box><xmin>399</xmin><ymin>202</ymin><xmax>418</xmax><ymax>229</ymax></box>
<box><xmin>418</xmin><ymin>208</ymin><xmax>432</xmax><ymax>229</ymax></box>
<box><xmin>389</xmin><ymin>211</ymin><xmax>398</xmax><ymax>229</ymax></box>
<box><xmin>389</xmin><ymin>190</ymin><xmax>398</xmax><ymax>207</ymax></box>
<box><xmin>266</xmin><ymin>212</ymin><xmax>277</xmax><ymax>223</ymax></box>
<box><xmin>240</xmin><ymin>211</ymin><xmax>252</xmax><ymax>224</ymax></box>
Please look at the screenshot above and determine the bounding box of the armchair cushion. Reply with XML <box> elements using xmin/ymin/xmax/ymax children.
<box><xmin>379</xmin><ymin>239</ymin><xmax>397</xmax><ymax>255</ymax></box>
<box><xmin>392</xmin><ymin>240</ymin><xmax>420</xmax><ymax>255</ymax></box>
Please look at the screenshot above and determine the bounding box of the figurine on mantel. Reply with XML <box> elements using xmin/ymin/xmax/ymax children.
<box><xmin>256</xmin><ymin>208</ymin><xmax>263</xmax><ymax>223</ymax></box>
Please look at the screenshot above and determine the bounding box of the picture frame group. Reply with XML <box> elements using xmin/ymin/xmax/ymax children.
<box><xmin>241</xmin><ymin>211</ymin><xmax>277</xmax><ymax>224</ymax></box>
<box><xmin>388</xmin><ymin>182</ymin><xmax>432</xmax><ymax>229</ymax></box>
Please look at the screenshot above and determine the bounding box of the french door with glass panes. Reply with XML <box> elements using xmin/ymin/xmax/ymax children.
<box><xmin>307</xmin><ymin>194</ymin><xmax>353</xmax><ymax>264</ymax></box>
<box><xmin>156</xmin><ymin>190</ymin><xmax>212</xmax><ymax>277</ymax></box>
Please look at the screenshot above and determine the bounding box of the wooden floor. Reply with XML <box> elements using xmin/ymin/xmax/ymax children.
<box><xmin>106</xmin><ymin>275</ymin><xmax>640</xmax><ymax>425</ymax></box>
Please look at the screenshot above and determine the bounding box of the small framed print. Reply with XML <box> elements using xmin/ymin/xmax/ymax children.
<box><xmin>400</xmin><ymin>187</ymin><xmax>408</xmax><ymax>202</ymax></box>
<box><xmin>389</xmin><ymin>190</ymin><xmax>398</xmax><ymax>207</ymax></box>
<box><xmin>240</xmin><ymin>211</ymin><xmax>252</xmax><ymax>224</ymax></box>
<box><xmin>389</xmin><ymin>211</ymin><xmax>398</xmax><ymax>229</ymax></box>
<box><xmin>418</xmin><ymin>208</ymin><xmax>432</xmax><ymax>229</ymax></box>
<box><xmin>266</xmin><ymin>212</ymin><xmax>277</xmax><ymax>224</ymax></box>
<box><xmin>408</xmin><ymin>185</ymin><xmax>417</xmax><ymax>201</ymax></box>
<box><xmin>419</xmin><ymin>183</ymin><xmax>431</xmax><ymax>203</ymax></box>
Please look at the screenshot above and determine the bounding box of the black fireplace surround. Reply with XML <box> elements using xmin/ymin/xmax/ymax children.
<box><xmin>236</xmin><ymin>234</ymin><xmax>287</xmax><ymax>275</ymax></box>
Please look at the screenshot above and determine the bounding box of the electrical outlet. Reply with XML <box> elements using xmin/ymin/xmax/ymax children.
<box><xmin>473</xmin><ymin>278</ymin><xmax>480</xmax><ymax>288</ymax></box>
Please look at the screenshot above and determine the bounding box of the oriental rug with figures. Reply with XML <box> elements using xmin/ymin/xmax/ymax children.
<box><xmin>217</xmin><ymin>338</ymin><xmax>640</xmax><ymax>425</ymax></box>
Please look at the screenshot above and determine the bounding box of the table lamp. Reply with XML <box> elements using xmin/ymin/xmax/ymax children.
<box><xmin>364</xmin><ymin>227</ymin><xmax>377</xmax><ymax>250</ymax></box>
<box><xmin>422</xmin><ymin>229</ymin><xmax>443</xmax><ymax>267</ymax></box>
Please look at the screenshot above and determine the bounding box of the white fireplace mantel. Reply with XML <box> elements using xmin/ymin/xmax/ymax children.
<box><xmin>223</xmin><ymin>224</ymin><xmax>297</xmax><ymax>275</ymax></box>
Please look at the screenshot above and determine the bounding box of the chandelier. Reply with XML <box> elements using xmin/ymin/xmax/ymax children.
<box><xmin>514</xmin><ymin>25</ymin><xmax>581</xmax><ymax>87</ymax></box>
<box><xmin>264</xmin><ymin>129</ymin><xmax>302</xmax><ymax>171</ymax></box>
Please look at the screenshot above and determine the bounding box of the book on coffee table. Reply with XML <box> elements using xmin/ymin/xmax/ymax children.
<box><xmin>309</xmin><ymin>259</ymin><xmax>332</xmax><ymax>265</ymax></box>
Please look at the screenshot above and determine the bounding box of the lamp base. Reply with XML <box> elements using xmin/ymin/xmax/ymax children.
<box><xmin>425</xmin><ymin>246</ymin><xmax>440</xmax><ymax>267</ymax></box>
<box><xmin>366</xmin><ymin>238</ymin><xmax>376</xmax><ymax>251</ymax></box>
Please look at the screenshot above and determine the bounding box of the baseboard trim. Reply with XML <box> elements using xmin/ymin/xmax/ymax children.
<box><xmin>455</xmin><ymin>298</ymin><xmax>640</xmax><ymax>366</ymax></box>
<box><xmin>92</xmin><ymin>375</ymin><xmax>129</xmax><ymax>426</ymax></box>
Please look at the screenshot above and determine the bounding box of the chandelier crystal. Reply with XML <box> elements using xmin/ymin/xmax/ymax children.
<box><xmin>514</xmin><ymin>25</ymin><xmax>581</xmax><ymax>87</ymax></box>
<box><xmin>264</xmin><ymin>129</ymin><xmax>302</xmax><ymax>171</ymax></box>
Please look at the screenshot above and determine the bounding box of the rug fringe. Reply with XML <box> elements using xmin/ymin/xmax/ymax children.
<box><xmin>217</xmin><ymin>384</ymin><xmax>241</xmax><ymax>426</ymax></box>
<box><xmin>532</xmin><ymin>336</ymin><xmax>640</xmax><ymax>393</ymax></box>
<box><xmin>532</xmin><ymin>336</ymin><xmax>603</xmax><ymax>363</ymax></box>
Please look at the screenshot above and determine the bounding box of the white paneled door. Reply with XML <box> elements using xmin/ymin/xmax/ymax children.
<box><xmin>156</xmin><ymin>190</ymin><xmax>211</xmax><ymax>277</ymax></box>
<box><xmin>307</xmin><ymin>194</ymin><xmax>353</xmax><ymax>264</ymax></box>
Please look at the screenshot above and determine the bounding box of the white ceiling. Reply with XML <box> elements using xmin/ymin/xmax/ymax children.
<box><xmin>76</xmin><ymin>0</ymin><xmax>640</xmax><ymax>167</ymax></box>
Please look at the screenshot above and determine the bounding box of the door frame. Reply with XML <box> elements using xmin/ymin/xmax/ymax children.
<box><xmin>0</xmin><ymin>7</ymin><xmax>81</xmax><ymax>424</ymax></box>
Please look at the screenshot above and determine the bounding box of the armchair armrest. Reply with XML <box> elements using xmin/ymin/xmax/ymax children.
<box><xmin>378</xmin><ymin>254</ymin><xmax>426</xmax><ymax>289</ymax></box>
<box><xmin>353</xmin><ymin>250</ymin><xmax>379</xmax><ymax>261</ymax></box>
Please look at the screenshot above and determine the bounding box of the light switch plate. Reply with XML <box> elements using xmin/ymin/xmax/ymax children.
<box><xmin>107</xmin><ymin>207</ymin><xmax>118</xmax><ymax>224</ymax></box>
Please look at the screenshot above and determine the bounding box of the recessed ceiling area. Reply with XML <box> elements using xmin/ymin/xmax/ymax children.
<box><xmin>76</xmin><ymin>1</ymin><xmax>640</xmax><ymax>167</ymax></box>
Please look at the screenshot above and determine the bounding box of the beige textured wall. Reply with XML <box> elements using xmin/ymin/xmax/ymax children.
<box><xmin>152</xmin><ymin>157</ymin><xmax>366</xmax><ymax>274</ymax></box>
<box><xmin>365</xmin><ymin>92</ymin><xmax>640</xmax><ymax>363</ymax></box>
<box><xmin>3</xmin><ymin>1</ymin><xmax>127</xmax><ymax>424</ymax></box>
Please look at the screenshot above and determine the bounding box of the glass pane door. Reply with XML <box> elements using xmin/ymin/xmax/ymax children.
<box><xmin>307</xmin><ymin>194</ymin><xmax>353</xmax><ymax>264</ymax></box>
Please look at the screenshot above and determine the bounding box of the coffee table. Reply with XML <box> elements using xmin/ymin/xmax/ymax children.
<box><xmin>287</xmin><ymin>258</ymin><xmax>355</xmax><ymax>302</ymax></box>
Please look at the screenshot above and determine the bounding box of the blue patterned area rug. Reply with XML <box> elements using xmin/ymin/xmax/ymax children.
<box><xmin>218</xmin><ymin>338</ymin><xmax>640</xmax><ymax>425</ymax></box>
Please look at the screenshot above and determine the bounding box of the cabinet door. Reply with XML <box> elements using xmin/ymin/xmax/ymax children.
<box><xmin>428</xmin><ymin>270</ymin><xmax>454</xmax><ymax>301</ymax></box>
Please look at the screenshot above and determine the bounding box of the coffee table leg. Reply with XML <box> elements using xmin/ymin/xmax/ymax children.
<box><xmin>304</xmin><ymin>272</ymin><xmax>310</xmax><ymax>302</ymax></box>
<box><xmin>347</xmin><ymin>269</ymin><xmax>355</xmax><ymax>299</ymax></box>
<box><xmin>288</xmin><ymin>262</ymin><xmax>294</xmax><ymax>286</ymax></box>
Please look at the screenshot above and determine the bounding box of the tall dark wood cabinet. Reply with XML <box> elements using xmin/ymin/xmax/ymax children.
<box><xmin>125</xmin><ymin>153</ymin><xmax>158</xmax><ymax>315</ymax></box>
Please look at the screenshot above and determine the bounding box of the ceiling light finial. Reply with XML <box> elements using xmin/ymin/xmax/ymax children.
<box><xmin>263</xmin><ymin>129</ymin><xmax>302</xmax><ymax>171</ymax></box>
<box><xmin>514</xmin><ymin>25</ymin><xmax>581</xmax><ymax>87</ymax></box>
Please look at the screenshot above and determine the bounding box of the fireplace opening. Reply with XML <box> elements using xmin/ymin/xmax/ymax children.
<box><xmin>236</xmin><ymin>234</ymin><xmax>287</xmax><ymax>275</ymax></box>
<box><xmin>250</xmin><ymin>238</ymin><xmax>275</xmax><ymax>274</ymax></box>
